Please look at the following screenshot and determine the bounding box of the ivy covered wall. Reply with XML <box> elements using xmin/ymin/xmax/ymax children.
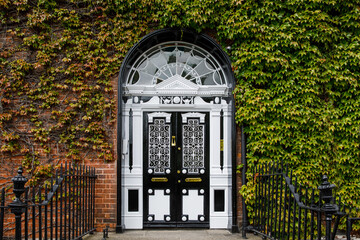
<box><xmin>0</xmin><ymin>0</ymin><xmax>359</xmax><ymax>228</ymax></box>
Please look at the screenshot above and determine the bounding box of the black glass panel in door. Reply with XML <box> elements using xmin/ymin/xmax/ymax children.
<box><xmin>143</xmin><ymin>112</ymin><xmax>209</xmax><ymax>228</ymax></box>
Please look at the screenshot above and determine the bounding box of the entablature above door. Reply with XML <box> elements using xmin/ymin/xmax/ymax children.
<box><xmin>127</xmin><ymin>96</ymin><xmax>232</xmax><ymax>107</ymax></box>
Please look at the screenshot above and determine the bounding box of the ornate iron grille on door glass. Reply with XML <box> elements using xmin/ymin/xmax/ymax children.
<box><xmin>148</xmin><ymin>119</ymin><xmax>171</xmax><ymax>174</ymax></box>
<box><xmin>182</xmin><ymin>119</ymin><xmax>204</xmax><ymax>174</ymax></box>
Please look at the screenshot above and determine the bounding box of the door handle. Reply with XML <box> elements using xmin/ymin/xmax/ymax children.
<box><xmin>171</xmin><ymin>136</ymin><xmax>176</xmax><ymax>146</ymax></box>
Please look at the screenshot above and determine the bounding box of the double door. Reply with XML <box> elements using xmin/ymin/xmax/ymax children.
<box><xmin>143</xmin><ymin>112</ymin><xmax>209</xmax><ymax>227</ymax></box>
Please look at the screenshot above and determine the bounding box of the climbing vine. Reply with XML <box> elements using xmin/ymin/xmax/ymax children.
<box><xmin>0</xmin><ymin>0</ymin><xmax>359</xmax><ymax>229</ymax></box>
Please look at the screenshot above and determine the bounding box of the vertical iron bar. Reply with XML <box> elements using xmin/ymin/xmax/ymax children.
<box><xmin>32</xmin><ymin>187</ymin><xmax>36</xmax><ymax>240</ymax></box>
<box><xmin>273</xmin><ymin>163</ymin><xmax>280</xmax><ymax>238</ymax></box>
<box><xmin>92</xmin><ymin>167</ymin><xmax>95</xmax><ymax>230</ymax></box>
<box><xmin>64</xmin><ymin>163</ymin><xmax>67</xmax><ymax>240</ymax></box>
<box><xmin>254</xmin><ymin>165</ymin><xmax>258</xmax><ymax>229</ymax></box>
<box><xmin>292</xmin><ymin>177</ymin><xmax>298</xmax><ymax>240</ymax></box>
<box><xmin>86</xmin><ymin>167</ymin><xmax>89</xmax><ymax>233</ymax></box>
<box><xmin>68</xmin><ymin>166</ymin><xmax>72</xmax><ymax>239</ymax></box>
<box><xmin>44</xmin><ymin>184</ymin><xmax>48</xmax><ymax>240</ymax></box>
<box><xmin>259</xmin><ymin>165</ymin><xmax>264</xmax><ymax>233</ymax></box>
<box><xmin>14</xmin><ymin>210</ymin><xmax>22</xmax><ymax>240</ymax></box>
<box><xmin>84</xmin><ymin>166</ymin><xmax>88</xmax><ymax>233</ymax></box>
<box><xmin>277</xmin><ymin>170</ymin><xmax>284</xmax><ymax>239</ymax></box>
<box><xmin>0</xmin><ymin>188</ymin><xmax>5</xmax><ymax>240</ymax></box>
<box><xmin>256</xmin><ymin>165</ymin><xmax>261</xmax><ymax>231</ymax></box>
<box><xmin>79</xmin><ymin>165</ymin><xmax>82</xmax><ymax>236</ymax></box>
<box><xmin>331</xmin><ymin>197</ymin><xmax>342</xmax><ymax>240</ymax></box>
<box><xmin>50</xmin><ymin>178</ymin><xmax>53</xmax><ymax>240</ymax></box>
<box><xmin>286</xmin><ymin>171</ymin><xmax>293</xmax><ymax>240</ymax></box>
<box><xmin>263</xmin><ymin>163</ymin><xmax>268</xmax><ymax>234</ymax></box>
<box><xmin>72</xmin><ymin>166</ymin><xmax>75</xmax><ymax>239</ymax></box>
<box><xmin>90</xmin><ymin>168</ymin><xmax>93</xmax><ymax>231</ymax></box>
<box><xmin>76</xmin><ymin>165</ymin><xmax>79</xmax><ymax>238</ymax></box>
<box><xmin>24</xmin><ymin>189</ymin><xmax>29</xmax><ymax>240</ymax></box>
<box><xmin>310</xmin><ymin>189</ymin><xmax>315</xmax><ymax>240</ymax></box>
<box><xmin>317</xmin><ymin>199</ymin><xmax>322</xmax><ymax>240</ymax></box>
<box><xmin>55</xmin><ymin>170</ymin><xmax>59</xmax><ymax>240</ymax></box>
<box><xmin>297</xmin><ymin>185</ymin><xmax>302</xmax><ymax>240</ymax></box>
<box><xmin>83</xmin><ymin>165</ymin><xmax>86</xmax><ymax>234</ymax></box>
<box><xmin>325</xmin><ymin>213</ymin><xmax>332</xmax><ymax>240</ymax></box>
<box><xmin>79</xmin><ymin>165</ymin><xmax>83</xmax><ymax>236</ymax></box>
<box><xmin>281</xmin><ymin>169</ymin><xmax>288</xmax><ymax>240</ymax></box>
<box><xmin>39</xmin><ymin>187</ymin><xmax>42</xmax><ymax>240</ymax></box>
<box><xmin>270</xmin><ymin>163</ymin><xmax>277</xmax><ymax>235</ymax></box>
<box><xmin>304</xmin><ymin>187</ymin><xmax>308</xmax><ymax>240</ymax></box>
<box><xmin>264</xmin><ymin>163</ymin><xmax>268</xmax><ymax>235</ymax></box>
<box><xmin>60</xmin><ymin>166</ymin><xmax>63</xmax><ymax>240</ymax></box>
<box><xmin>88</xmin><ymin>167</ymin><xmax>91</xmax><ymax>233</ymax></box>
<box><xmin>266</xmin><ymin>163</ymin><xmax>271</xmax><ymax>235</ymax></box>
<box><xmin>346</xmin><ymin>217</ymin><xmax>352</xmax><ymax>240</ymax></box>
<box><xmin>81</xmin><ymin>165</ymin><xmax>84</xmax><ymax>235</ymax></box>
<box><xmin>83</xmin><ymin>166</ymin><xmax>86</xmax><ymax>234</ymax></box>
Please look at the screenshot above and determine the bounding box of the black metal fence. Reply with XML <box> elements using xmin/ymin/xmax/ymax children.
<box><xmin>243</xmin><ymin>161</ymin><xmax>360</xmax><ymax>240</ymax></box>
<box><xmin>0</xmin><ymin>164</ymin><xmax>96</xmax><ymax>240</ymax></box>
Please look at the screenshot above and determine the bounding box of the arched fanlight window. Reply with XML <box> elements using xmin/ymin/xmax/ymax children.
<box><xmin>124</xmin><ymin>42</ymin><xmax>229</xmax><ymax>97</ymax></box>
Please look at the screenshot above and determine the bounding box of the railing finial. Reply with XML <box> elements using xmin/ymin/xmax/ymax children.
<box><xmin>9</xmin><ymin>166</ymin><xmax>28</xmax><ymax>240</ymax></box>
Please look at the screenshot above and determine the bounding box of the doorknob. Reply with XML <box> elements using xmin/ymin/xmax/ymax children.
<box><xmin>171</xmin><ymin>136</ymin><xmax>176</xmax><ymax>146</ymax></box>
<box><xmin>178</xmin><ymin>147</ymin><xmax>181</xmax><ymax>150</ymax></box>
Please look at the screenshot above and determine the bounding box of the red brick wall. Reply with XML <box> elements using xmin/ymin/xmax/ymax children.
<box><xmin>92</xmin><ymin>162</ymin><xmax>117</xmax><ymax>230</ymax></box>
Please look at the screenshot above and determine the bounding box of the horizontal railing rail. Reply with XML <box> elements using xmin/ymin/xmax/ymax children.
<box><xmin>1</xmin><ymin>163</ymin><xmax>96</xmax><ymax>240</ymax></box>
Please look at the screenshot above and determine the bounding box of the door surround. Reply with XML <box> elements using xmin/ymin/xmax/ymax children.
<box><xmin>117</xmin><ymin>29</ymin><xmax>238</xmax><ymax>232</ymax></box>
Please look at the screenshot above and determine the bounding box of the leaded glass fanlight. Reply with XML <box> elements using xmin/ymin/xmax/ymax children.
<box><xmin>124</xmin><ymin>42</ymin><xmax>230</xmax><ymax>97</ymax></box>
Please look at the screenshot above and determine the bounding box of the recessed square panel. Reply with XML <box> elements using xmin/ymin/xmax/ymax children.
<box><xmin>128</xmin><ymin>189</ymin><xmax>139</xmax><ymax>212</ymax></box>
<box><xmin>149</xmin><ymin>190</ymin><xmax>170</xmax><ymax>221</ymax></box>
<box><xmin>214</xmin><ymin>190</ymin><xmax>225</xmax><ymax>212</ymax></box>
<box><xmin>182</xmin><ymin>189</ymin><xmax>204</xmax><ymax>221</ymax></box>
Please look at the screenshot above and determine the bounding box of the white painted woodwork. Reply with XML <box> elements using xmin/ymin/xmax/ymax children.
<box><xmin>182</xmin><ymin>190</ymin><xmax>204</xmax><ymax>221</ymax></box>
<box><xmin>149</xmin><ymin>190</ymin><xmax>170</xmax><ymax>221</ymax></box>
<box><xmin>121</xmin><ymin>41</ymin><xmax>233</xmax><ymax>230</ymax></box>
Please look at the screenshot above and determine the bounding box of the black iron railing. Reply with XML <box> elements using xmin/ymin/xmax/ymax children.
<box><xmin>1</xmin><ymin>164</ymin><xmax>96</xmax><ymax>240</ymax></box>
<box><xmin>243</xmin><ymin>161</ymin><xmax>360</xmax><ymax>240</ymax></box>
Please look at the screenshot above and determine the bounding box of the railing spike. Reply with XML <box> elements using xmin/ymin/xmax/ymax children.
<box><xmin>65</xmin><ymin>161</ymin><xmax>68</xmax><ymax>171</ymax></box>
<box><xmin>311</xmin><ymin>188</ymin><xmax>315</xmax><ymax>204</ymax></box>
<box><xmin>50</xmin><ymin>177</ymin><xmax>54</xmax><ymax>191</ymax></box>
<box><xmin>55</xmin><ymin>169</ymin><xmax>59</xmax><ymax>184</ymax></box>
